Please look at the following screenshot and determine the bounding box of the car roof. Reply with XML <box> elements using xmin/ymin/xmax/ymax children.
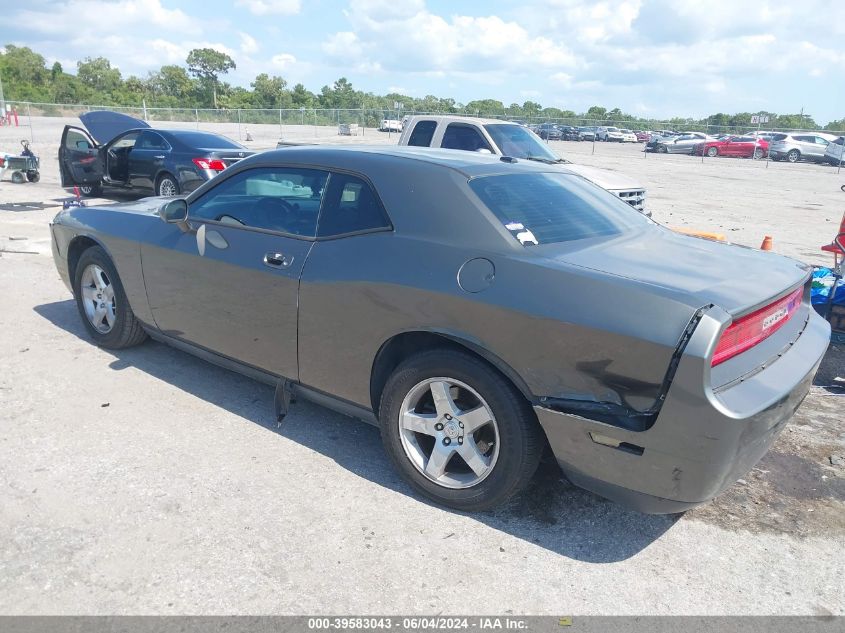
<box><xmin>251</xmin><ymin>145</ymin><xmax>578</xmax><ymax>178</ymax></box>
<box><xmin>406</xmin><ymin>114</ymin><xmax>516</xmax><ymax>126</ymax></box>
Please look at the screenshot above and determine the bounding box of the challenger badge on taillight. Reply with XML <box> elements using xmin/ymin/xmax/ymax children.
<box><xmin>711</xmin><ymin>287</ymin><xmax>803</xmax><ymax>366</ymax></box>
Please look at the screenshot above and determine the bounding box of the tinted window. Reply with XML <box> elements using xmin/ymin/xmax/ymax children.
<box><xmin>190</xmin><ymin>167</ymin><xmax>328</xmax><ymax>237</ymax></box>
<box><xmin>441</xmin><ymin>124</ymin><xmax>493</xmax><ymax>152</ymax></box>
<box><xmin>135</xmin><ymin>131</ymin><xmax>170</xmax><ymax>150</ymax></box>
<box><xmin>771</xmin><ymin>133</ymin><xmax>788</xmax><ymax>141</ymax></box>
<box><xmin>407</xmin><ymin>120</ymin><xmax>437</xmax><ymax>147</ymax></box>
<box><xmin>317</xmin><ymin>173</ymin><xmax>391</xmax><ymax>237</ymax></box>
<box><xmin>171</xmin><ymin>131</ymin><xmax>244</xmax><ymax>149</ymax></box>
<box><xmin>469</xmin><ymin>173</ymin><xmax>648</xmax><ymax>246</ymax></box>
<box><xmin>484</xmin><ymin>124</ymin><xmax>559</xmax><ymax>161</ymax></box>
<box><xmin>794</xmin><ymin>135</ymin><xmax>814</xmax><ymax>143</ymax></box>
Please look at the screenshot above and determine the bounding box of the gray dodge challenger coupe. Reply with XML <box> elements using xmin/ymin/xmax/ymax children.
<box><xmin>49</xmin><ymin>146</ymin><xmax>830</xmax><ymax>513</ymax></box>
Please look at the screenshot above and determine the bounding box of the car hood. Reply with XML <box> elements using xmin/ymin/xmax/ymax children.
<box><xmin>539</xmin><ymin>226</ymin><xmax>810</xmax><ymax>315</ymax></box>
<box><xmin>564</xmin><ymin>163</ymin><xmax>644</xmax><ymax>192</ymax></box>
<box><xmin>79</xmin><ymin>111</ymin><xmax>150</xmax><ymax>145</ymax></box>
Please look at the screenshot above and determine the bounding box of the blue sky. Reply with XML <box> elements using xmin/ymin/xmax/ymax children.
<box><xmin>3</xmin><ymin>0</ymin><xmax>844</xmax><ymax>123</ymax></box>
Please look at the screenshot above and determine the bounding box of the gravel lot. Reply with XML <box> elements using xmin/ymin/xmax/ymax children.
<box><xmin>1</xmin><ymin>117</ymin><xmax>843</xmax><ymax>615</ymax></box>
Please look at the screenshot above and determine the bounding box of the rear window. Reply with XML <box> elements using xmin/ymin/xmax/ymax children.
<box><xmin>469</xmin><ymin>173</ymin><xmax>648</xmax><ymax>246</ymax></box>
<box><xmin>171</xmin><ymin>131</ymin><xmax>244</xmax><ymax>149</ymax></box>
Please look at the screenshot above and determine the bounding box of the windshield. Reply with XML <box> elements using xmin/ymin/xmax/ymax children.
<box><xmin>484</xmin><ymin>124</ymin><xmax>559</xmax><ymax>161</ymax></box>
<box><xmin>469</xmin><ymin>172</ymin><xmax>649</xmax><ymax>246</ymax></box>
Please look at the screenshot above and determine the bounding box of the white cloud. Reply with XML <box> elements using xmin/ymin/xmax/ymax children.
<box><xmin>235</xmin><ymin>0</ymin><xmax>301</xmax><ymax>16</ymax></box>
<box><xmin>239</xmin><ymin>32</ymin><xmax>259</xmax><ymax>55</ymax></box>
<box><xmin>270</xmin><ymin>53</ymin><xmax>297</xmax><ymax>70</ymax></box>
<box><xmin>19</xmin><ymin>0</ymin><xmax>200</xmax><ymax>36</ymax></box>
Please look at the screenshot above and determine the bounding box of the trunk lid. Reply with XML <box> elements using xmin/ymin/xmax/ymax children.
<box><xmin>538</xmin><ymin>226</ymin><xmax>810</xmax><ymax>316</ymax></box>
<box><xmin>79</xmin><ymin>111</ymin><xmax>149</xmax><ymax>145</ymax></box>
<box><xmin>200</xmin><ymin>149</ymin><xmax>256</xmax><ymax>168</ymax></box>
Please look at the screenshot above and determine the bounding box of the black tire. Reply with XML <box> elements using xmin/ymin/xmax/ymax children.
<box><xmin>752</xmin><ymin>148</ymin><xmax>764</xmax><ymax>160</ymax></box>
<box><xmin>707</xmin><ymin>146</ymin><xmax>718</xmax><ymax>157</ymax></box>
<box><xmin>26</xmin><ymin>170</ymin><xmax>40</xmax><ymax>182</ymax></box>
<box><xmin>11</xmin><ymin>171</ymin><xmax>25</xmax><ymax>184</ymax></box>
<box><xmin>156</xmin><ymin>173</ymin><xmax>180</xmax><ymax>197</ymax></box>
<box><xmin>79</xmin><ymin>182</ymin><xmax>102</xmax><ymax>197</ymax></box>
<box><xmin>658</xmin><ymin>145</ymin><xmax>668</xmax><ymax>153</ymax></box>
<box><xmin>379</xmin><ymin>348</ymin><xmax>543</xmax><ymax>511</ymax></box>
<box><xmin>73</xmin><ymin>246</ymin><xmax>147</xmax><ymax>349</ymax></box>
<box><xmin>787</xmin><ymin>149</ymin><xmax>800</xmax><ymax>163</ymax></box>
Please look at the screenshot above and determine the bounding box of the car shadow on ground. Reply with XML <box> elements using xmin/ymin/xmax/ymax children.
<box><xmin>34</xmin><ymin>299</ymin><xmax>679</xmax><ymax>563</ymax></box>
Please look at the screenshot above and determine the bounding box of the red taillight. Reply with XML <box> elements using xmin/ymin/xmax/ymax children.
<box><xmin>711</xmin><ymin>288</ymin><xmax>803</xmax><ymax>366</ymax></box>
<box><xmin>192</xmin><ymin>158</ymin><xmax>226</xmax><ymax>171</ymax></box>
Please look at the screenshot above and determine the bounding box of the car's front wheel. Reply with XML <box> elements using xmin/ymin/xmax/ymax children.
<box><xmin>707</xmin><ymin>146</ymin><xmax>718</xmax><ymax>157</ymax></box>
<box><xmin>379</xmin><ymin>349</ymin><xmax>543</xmax><ymax>511</ymax></box>
<box><xmin>73</xmin><ymin>246</ymin><xmax>148</xmax><ymax>349</ymax></box>
<box><xmin>786</xmin><ymin>149</ymin><xmax>800</xmax><ymax>163</ymax></box>
<box><xmin>156</xmin><ymin>173</ymin><xmax>180</xmax><ymax>197</ymax></box>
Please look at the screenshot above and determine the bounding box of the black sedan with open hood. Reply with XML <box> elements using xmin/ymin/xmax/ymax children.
<box><xmin>59</xmin><ymin>110</ymin><xmax>254</xmax><ymax>197</ymax></box>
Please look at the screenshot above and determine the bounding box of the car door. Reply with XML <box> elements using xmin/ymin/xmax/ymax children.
<box><xmin>59</xmin><ymin>126</ymin><xmax>103</xmax><ymax>187</ymax></box>
<box><xmin>140</xmin><ymin>165</ymin><xmax>329</xmax><ymax>379</ymax></box>
<box><xmin>811</xmin><ymin>136</ymin><xmax>830</xmax><ymax>160</ymax></box>
<box><xmin>130</xmin><ymin>130</ymin><xmax>170</xmax><ymax>190</ymax></box>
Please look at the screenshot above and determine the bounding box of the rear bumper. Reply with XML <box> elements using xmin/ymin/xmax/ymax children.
<box><xmin>535</xmin><ymin>307</ymin><xmax>830</xmax><ymax>514</ymax></box>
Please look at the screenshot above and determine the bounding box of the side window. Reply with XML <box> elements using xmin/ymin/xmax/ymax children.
<box><xmin>441</xmin><ymin>124</ymin><xmax>493</xmax><ymax>152</ymax></box>
<box><xmin>815</xmin><ymin>136</ymin><xmax>830</xmax><ymax>145</ymax></box>
<box><xmin>66</xmin><ymin>129</ymin><xmax>92</xmax><ymax>150</ymax></box>
<box><xmin>407</xmin><ymin>120</ymin><xmax>437</xmax><ymax>147</ymax></box>
<box><xmin>794</xmin><ymin>135</ymin><xmax>813</xmax><ymax>143</ymax></box>
<box><xmin>136</xmin><ymin>131</ymin><xmax>170</xmax><ymax>150</ymax></box>
<box><xmin>190</xmin><ymin>167</ymin><xmax>329</xmax><ymax>237</ymax></box>
<box><xmin>317</xmin><ymin>172</ymin><xmax>391</xmax><ymax>238</ymax></box>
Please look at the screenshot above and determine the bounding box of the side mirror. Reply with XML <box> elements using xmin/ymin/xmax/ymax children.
<box><xmin>159</xmin><ymin>199</ymin><xmax>189</xmax><ymax>230</ymax></box>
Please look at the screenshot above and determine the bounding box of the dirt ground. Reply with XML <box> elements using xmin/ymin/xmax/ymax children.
<box><xmin>0</xmin><ymin>117</ymin><xmax>844</xmax><ymax>615</ymax></box>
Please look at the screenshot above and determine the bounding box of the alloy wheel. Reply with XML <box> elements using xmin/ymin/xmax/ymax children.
<box><xmin>398</xmin><ymin>377</ymin><xmax>500</xmax><ymax>489</ymax></box>
<box><xmin>159</xmin><ymin>177</ymin><xmax>178</xmax><ymax>196</ymax></box>
<box><xmin>79</xmin><ymin>264</ymin><xmax>116</xmax><ymax>333</ymax></box>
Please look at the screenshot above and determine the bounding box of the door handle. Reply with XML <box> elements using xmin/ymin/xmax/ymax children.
<box><xmin>154</xmin><ymin>155</ymin><xmax>165</xmax><ymax>160</ymax></box>
<box><xmin>263</xmin><ymin>252</ymin><xmax>293</xmax><ymax>269</ymax></box>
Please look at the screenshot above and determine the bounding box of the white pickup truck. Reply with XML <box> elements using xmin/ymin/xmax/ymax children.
<box><xmin>398</xmin><ymin>115</ymin><xmax>647</xmax><ymax>213</ymax></box>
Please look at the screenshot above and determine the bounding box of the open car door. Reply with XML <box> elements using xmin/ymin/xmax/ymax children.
<box><xmin>59</xmin><ymin>125</ymin><xmax>103</xmax><ymax>187</ymax></box>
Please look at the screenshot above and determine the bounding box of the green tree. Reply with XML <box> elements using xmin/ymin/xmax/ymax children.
<box><xmin>290</xmin><ymin>83</ymin><xmax>315</xmax><ymax>108</ymax></box>
<box><xmin>0</xmin><ymin>45</ymin><xmax>50</xmax><ymax>100</ymax></box>
<box><xmin>186</xmin><ymin>48</ymin><xmax>236</xmax><ymax>108</ymax></box>
<box><xmin>464</xmin><ymin>99</ymin><xmax>504</xmax><ymax>116</ymax></box>
<box><xmin>251</xmin><ymin>73</ymin><xmax>287</xmax><ymax>107</ymax></box>
<box><xmin>77</xmin><ymin>56</ymin><xmax>122</xmax><ymax>93</ymax></box>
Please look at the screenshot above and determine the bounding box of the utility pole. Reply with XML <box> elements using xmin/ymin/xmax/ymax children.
<box><xmin>0</xmin><ymin>69</ymin><xmax>6</xmax><ymax>116</ymax></box>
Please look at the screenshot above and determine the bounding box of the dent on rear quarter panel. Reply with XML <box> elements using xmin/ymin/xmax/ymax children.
<box><xmin>60</xmin><ymin>206</ymin><xmax>157</xmax><ymax>326</ymax></box>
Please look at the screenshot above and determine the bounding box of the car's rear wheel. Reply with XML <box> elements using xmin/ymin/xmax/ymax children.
<box><xmin>73</xmin><ymin>246</ymin><xmax>147</xmax><ymax>349</ymax></box>
<box><xmin>79</xmin><ymin>182</ymin><xmax>102</xmax><ymax>197</ymax></box>
<box><xmin>787</xmin><ymin>149</ymin><xmax>800</xmax><ymax>163</ymax></box>
<box><xmin>156</xmin><ymin>173</ymin><xmax>180</xmax><ymax>197</ymax></box>
<box><xmin>379</xmin><ymin>349</ymin><xmax>543</xmax><ymax>511</ymax></box>
<box><xmin>707</xmin><ymin>146</ymin><xmax>718</xmax><ymax>157</ymax></box>
<box><xmin>658</xmin><ymin>145</ymin><xmax>668</xmax><ymax>153</ymax></box>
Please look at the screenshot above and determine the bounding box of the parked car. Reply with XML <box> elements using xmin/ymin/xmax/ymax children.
<box><xmin>535</xmin><ymin>123</ymin><xmax>563</xmax><ymax>140</ymax></box>
<box><xmin>379</xmin><ymin>119</ymin><xmax>403</xmax><ymax>132</ymax></box>
<box><xmin>693</xmin><ymin>136</ymin><xmax>769</xmax><ymax>159</ymax></box>
<box><xmin>767</xmin><ymin>132</ymin><xmax>838</xmax><ymax>163</ymax></box>
<box><xmin>655</xmin><ymin>132</ymin><xmax>713</xmax><ymax>154</ymax></box>
<box><xmin>578</xmin><ymin>126</ymin><xmax>597</xmax><ymax>141</ymax></box>
<box><xmin>823</xmin><ymin>136</ymin><xmax>845</xmax><ymax>165</ymax></box>
<box><xmin>596</xmin><ymin>126</ymin><xmax>624</xmax><ymax>142</ymax></box>
<box><xmin>619</xmin><ymin>129</ymin><xmax>637</xmax><ymax>143</ymax></box>
<box><xmin>558</xmin><ymin>125</ymin><xmax>582</xmax><ymax>141</ymax></box>
<box><xmin>59</xmin><ymin>111</ymin><xmax>254</xmax><ymax>197</ymax></box>
<box><xmin>399</xmin><ymin>116</ymin><xmax>648</xmax><ymax>213</ymax></box>
<box><xmin>634</xmin><ymin>130</ymin><xmax>650</xmax><ymax>142</ymax></box>
<box><xmin>49</xmin><ymin>145</ymin><xmax>829</xmax><ymax>513</ymax></box>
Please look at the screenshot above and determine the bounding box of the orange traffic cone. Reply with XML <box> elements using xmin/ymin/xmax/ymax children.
<box><xmin>760</xmin><ymin>235</ymin><xmax>773</xmax><ymax>251</ymax></box>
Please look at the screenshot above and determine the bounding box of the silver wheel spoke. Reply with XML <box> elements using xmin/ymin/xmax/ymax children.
<box><xmin>104</xmin><ymin>305</ymin><xmax>116</xmax><ymax>328</ymax></box>
<box><xmin>402</xmin><ymin>411</ymin><xmax>436</xmax><ymax>436</ymax></box>
<box><xmin>81</xmin><ymin>286</ymin><xmax>97</xmax><ymax>302</ymax></box>
<box><xmin>425</xmin><ymin>444</ymin><xmax>453</xmax><ymax>479</ymax></box>
<box><xmin>459</xmin><ymin>405</ymin><xmax>491</xmax><ymax>434</ymax></box>
<box><xmin>93</xmin><ymin>305</ymin><xmax>107</xmax><ymax>325</ymax></box>
<box><xmin>430</xmin><ymin>381</ymin><xmax>460</xmax><ymax>418</ymax></box>
<box><xmin>91</xmin><ymin>268</ymin><xmax>105</xmax><ymax>290</ymax></box>
<box><xmin>458</xmin><ymin>442</ymin><xmax>490</xmax><ymax>478</ymax></box>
